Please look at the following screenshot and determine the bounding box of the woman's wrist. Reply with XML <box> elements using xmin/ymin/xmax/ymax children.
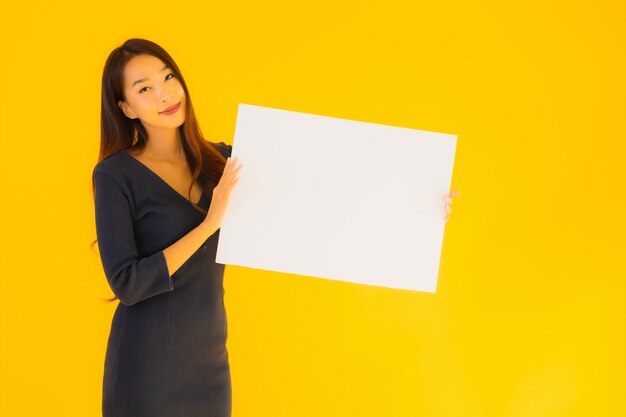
<box><xmin>199</xmin><ymin>218</ymin><xmax>218</xmax><ymax>237</ymax></box>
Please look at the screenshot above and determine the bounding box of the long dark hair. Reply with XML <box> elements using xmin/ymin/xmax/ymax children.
<box><xmin>91</xmin><ymin>38</ymin><xmax>227</xmax><ymax>303</ymax></box>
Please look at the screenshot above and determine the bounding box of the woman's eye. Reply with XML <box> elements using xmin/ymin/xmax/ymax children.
<box><xmin>138</xmin><ymin>73</ymin><xmax>177</xmax><ymax>94</ymax></box>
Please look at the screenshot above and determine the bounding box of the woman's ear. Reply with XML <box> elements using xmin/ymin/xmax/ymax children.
<box><xmin>118</xmin><ymin>100</ymin><xmax>135</xmax><ymax>119</ymax></box>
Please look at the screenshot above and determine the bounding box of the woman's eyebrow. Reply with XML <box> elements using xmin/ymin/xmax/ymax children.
<box><xmin>132</xmin><ymin>65</ymin><xmax>171</xmax><ymax>87</ymax></box>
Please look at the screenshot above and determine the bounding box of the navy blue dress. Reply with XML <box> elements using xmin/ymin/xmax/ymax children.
<box><xmin>94</xmin><ymin>141</ymin><xmax>232</xmax><ymax>417</ymax></box>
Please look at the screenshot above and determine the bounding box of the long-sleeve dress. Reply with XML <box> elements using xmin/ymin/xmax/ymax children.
<box><xmin>93</xmin><ymin>141</ymin><xmax>232</xmax><ymax>417</ymax></box>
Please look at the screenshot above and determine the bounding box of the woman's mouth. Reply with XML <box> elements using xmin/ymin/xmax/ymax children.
<box><xmin>159</xmin><ymin>102</ymin><xmax>181</xmax><ymax>115</ymax></box>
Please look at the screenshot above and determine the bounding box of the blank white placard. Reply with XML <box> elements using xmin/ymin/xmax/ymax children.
<box><xmin>215</xmin><ymin>103</ymin><xmax>457</xmax><ymax>293</ymax></box>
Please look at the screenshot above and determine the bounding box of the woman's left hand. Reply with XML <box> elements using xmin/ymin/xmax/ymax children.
<box><xmin>444</xmin><ymin>190</ymin><xmax>461</xmax><ymax>222</ymax></box>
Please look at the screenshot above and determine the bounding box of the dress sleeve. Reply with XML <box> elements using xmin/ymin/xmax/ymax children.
<box><xmin>214</xmin><ymin>141</ymin><xmax>233</xmax><ymax>159</ymax></box>
<box><xmin>94</xmin><ymin>170</ymin><xmax>173</xmax><ymax>306</ymax></box>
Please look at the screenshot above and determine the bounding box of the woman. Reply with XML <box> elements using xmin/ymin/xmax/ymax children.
<box><xmin>92</xmin><ymin>38</ymin><xmax>242</xmax><ymax>417</ymax></box>
<box><xmin>92</xmin><ymin>37</ymin><xmax>460</xmax><ymax>417</ymax></box>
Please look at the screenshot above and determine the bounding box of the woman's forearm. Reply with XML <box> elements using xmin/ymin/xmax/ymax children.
<box><xmin>162</xmin><ymin>221</ymin><xmax>218</xmax><ymax>277</ymax></box>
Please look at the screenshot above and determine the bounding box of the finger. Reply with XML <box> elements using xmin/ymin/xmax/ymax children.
<box><xmin>445</xmin><ymin>215</ymin><xmax>449</xmax><ymax>222</ymax></box>
<box><xmin>449</xmin><ymin>190</ymin><xmax>461</xmax><ymax>197</ymax></box>
<box><xmin>228</xmin><ymin>166</ymin><xmax>242</xmax><ymax>180</ymax></box>
<box><xmin>445</xmin><ymin>197</ymin><xmax>452</xmax><ymax>204</ymax></box>
<box><xmin>225</xmin><ymin>159</ymin><xmax>241</xmax><ymax>175</ymax></box>
<box><xmin>230</xmin><ymin>169</ymin><xmax>241</xmax><ymax>181</ymax></box>
<box><xmin>230</xmin><ymin>158</ymin><xmax>243</xmax><ymax>170</ymax></box>
<box><xmin>446</xmin><ymin>205</ymin><xmax>452</xmax><ymax>214</ymax></box>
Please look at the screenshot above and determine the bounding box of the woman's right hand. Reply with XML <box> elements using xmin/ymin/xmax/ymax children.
<box><xmin>203</xmin><ymin>156</ymin><xmax>243</xmax><ymax>231</ymax></box>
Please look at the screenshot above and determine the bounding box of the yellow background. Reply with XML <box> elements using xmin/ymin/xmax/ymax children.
<box><xmin>1</xmin><ymin>0</ymin><xmax>624</xmax><ymax>416</ymax></box>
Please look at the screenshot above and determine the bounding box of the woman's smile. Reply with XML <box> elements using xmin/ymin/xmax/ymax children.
<box><xmin>159</xmin><ymin>101</ymin><xmax>181</xmax><ymax>115</ymax></box>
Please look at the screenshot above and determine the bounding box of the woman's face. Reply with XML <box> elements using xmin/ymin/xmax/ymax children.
<box><xmin>118</xmin><ymin>54</ymin><xmax>186</xmax><ymax>130</ymax></box>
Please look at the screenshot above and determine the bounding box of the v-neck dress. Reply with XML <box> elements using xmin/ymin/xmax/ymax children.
<box><xmin>93</xmin><ymin>141</ymin><xmax>232</xmax><ymax>417</ymax></box>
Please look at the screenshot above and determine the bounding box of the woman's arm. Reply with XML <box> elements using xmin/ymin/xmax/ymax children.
<box><xmin>163</xmin><ymin>143</ymin><xmax>240</xmax><ymax>281</ymax></box>
<box><xmin>161</xmin><ymin>221</ymin><xmax>217</xmax><ymax>276</ymax></box>
<box><xmin>94</xmin><ymin>171</ymin><xmax>223</xmax><ymax>305</ymax></box>
<box><xmin>94</xmin><ymin>143</ymin><xmax>240</xmax><ymax>305</ymax></box>
<box><xmin>94</xmin><ymin>170</ymin><xmax>177</xmax><ymax>306</ymax></box>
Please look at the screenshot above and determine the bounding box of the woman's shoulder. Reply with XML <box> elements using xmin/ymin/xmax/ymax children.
<box><xmin>94</xmin><ymin>150</ymin><xmax>131</xmax><ymax>181</ymax></box>
<box><xmin>210</xmin><ymin>140</ymin><xmax>232</xmax><ymax>159</ymax></box>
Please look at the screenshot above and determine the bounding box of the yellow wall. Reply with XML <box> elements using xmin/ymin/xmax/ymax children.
<box><xmin>1</xmin><ymin>1</ymin><xmax>624</xmax><ymax>416</ymax></box>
